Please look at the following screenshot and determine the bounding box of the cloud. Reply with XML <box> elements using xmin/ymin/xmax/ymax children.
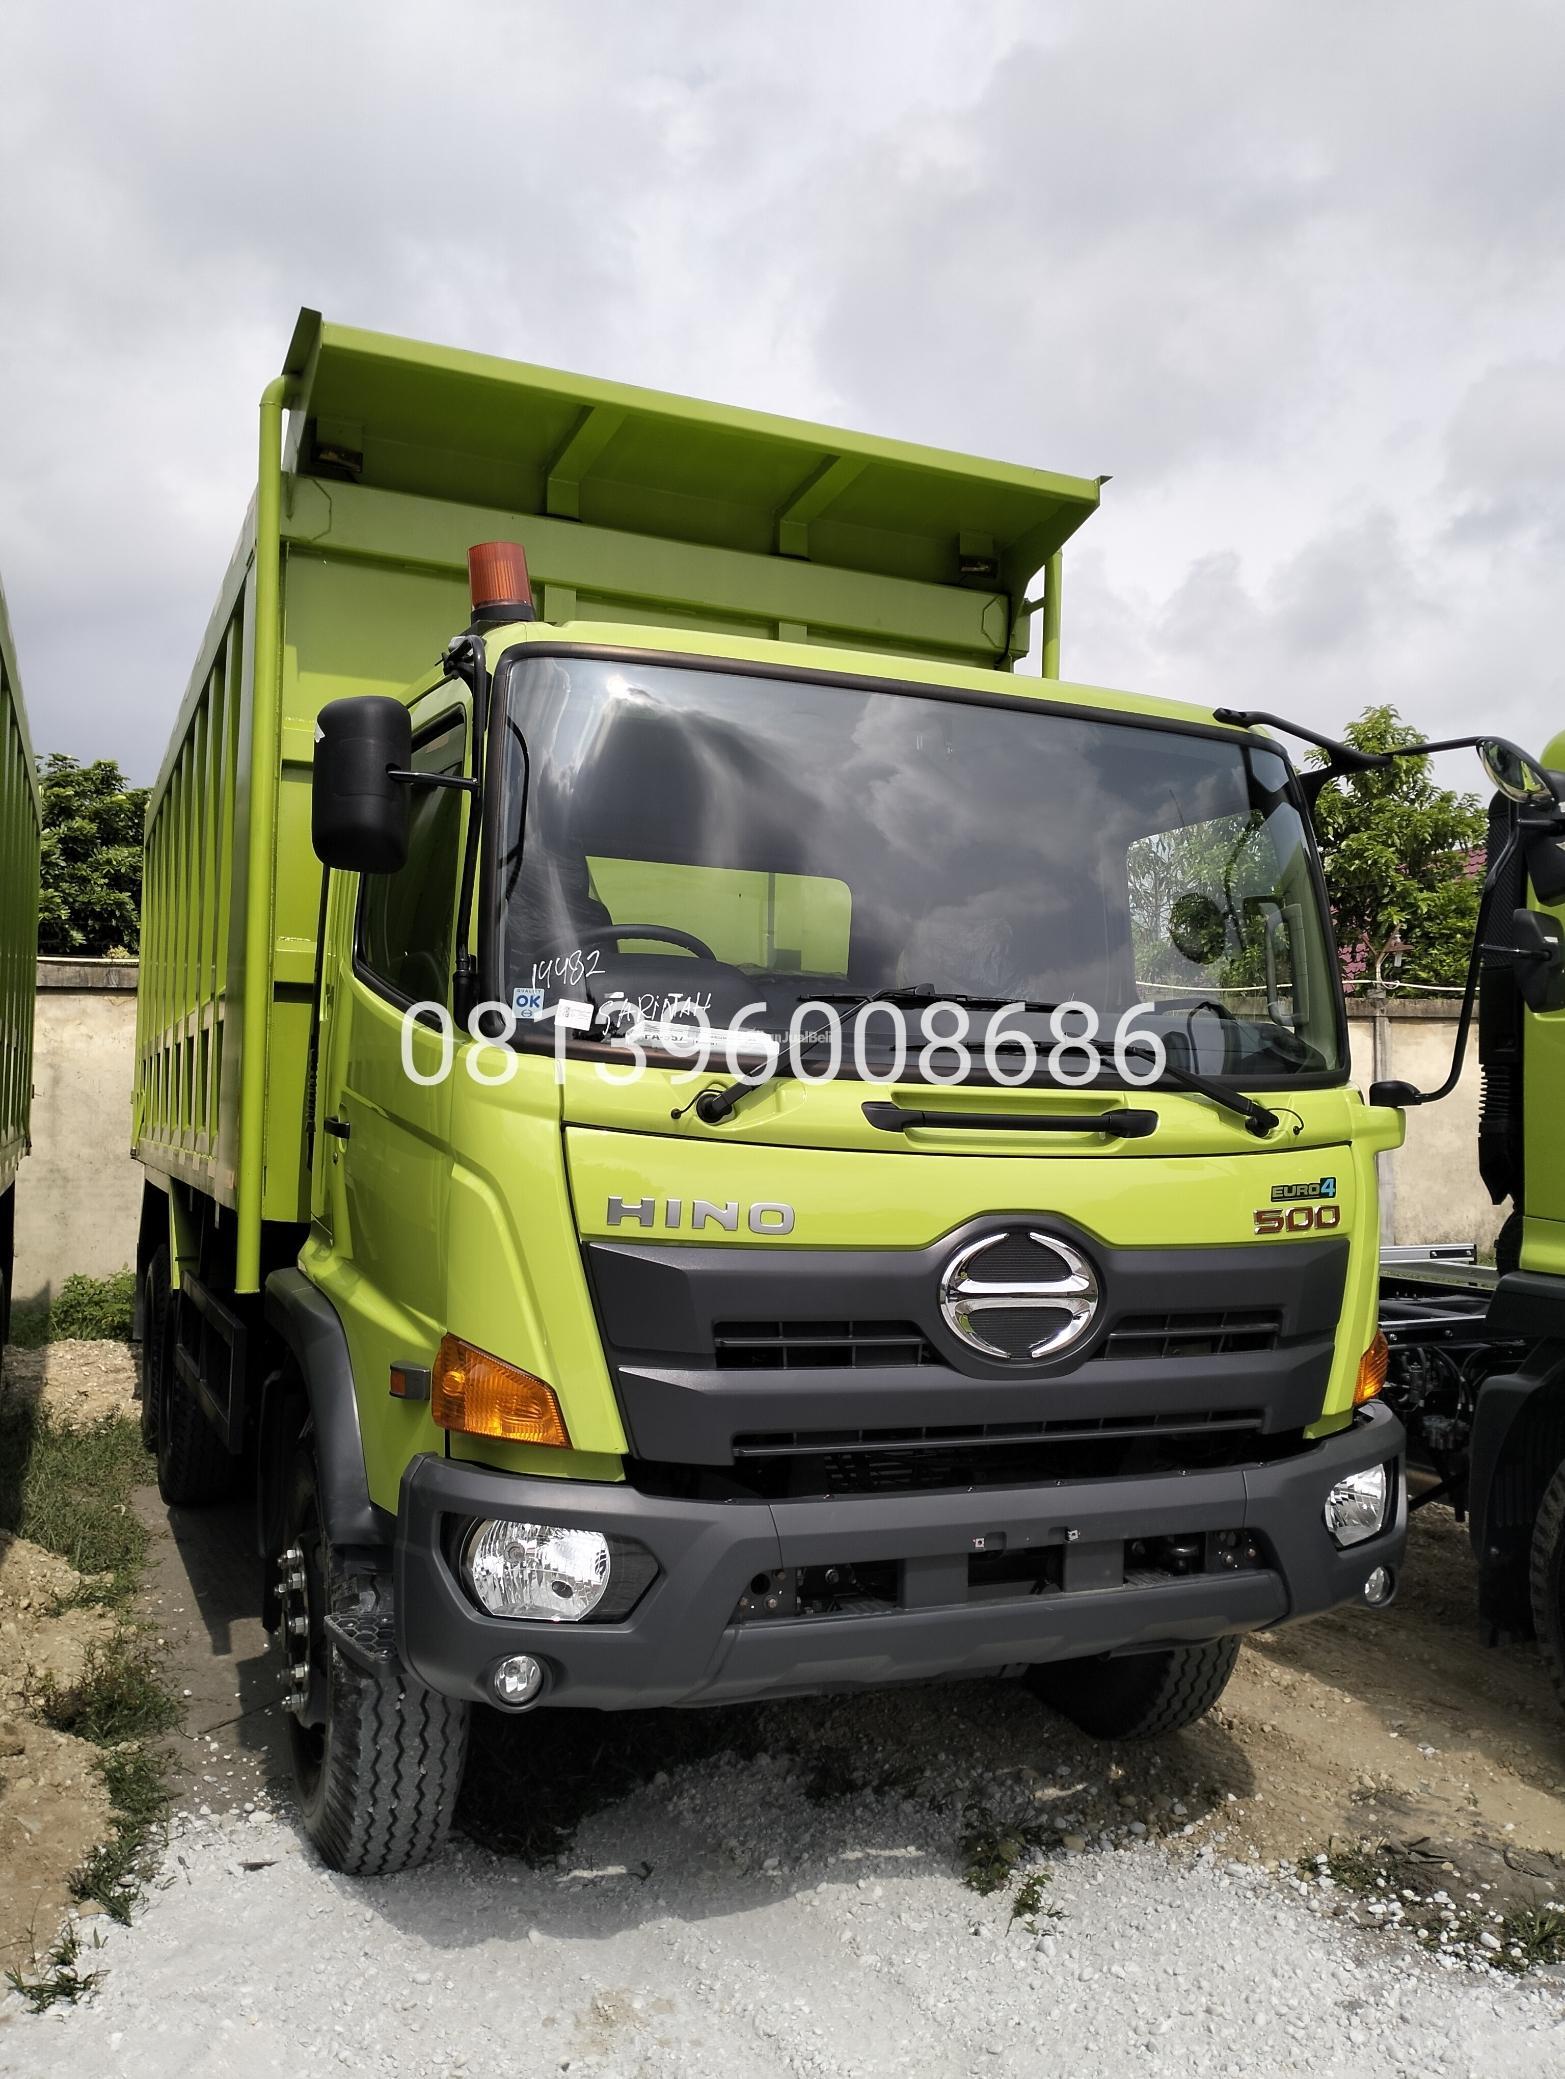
<box><xmin>2</xmin><ymin>0</ymin><xmax>1564</xmax><ymax>782</ymax></box>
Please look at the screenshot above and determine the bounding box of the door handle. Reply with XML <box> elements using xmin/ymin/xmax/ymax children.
<box><xmin>323</xmin><ymin>1115</ymin><xmax>352</xmax><ymax>1141</ymax></box>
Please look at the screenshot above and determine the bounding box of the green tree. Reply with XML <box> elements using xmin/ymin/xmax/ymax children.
<box><xmin>36</xmin><ymin>755</ymin><xmax>148</xmax><ymax>958</ymax></box>
<box><xmin>1309</xmin><ymin>705</ymin><xmax>1486</xmax><ymax>991</ymax></box>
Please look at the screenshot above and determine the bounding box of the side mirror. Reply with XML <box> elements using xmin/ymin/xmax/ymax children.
<box><xmin>1486</xmin><ymin>906</ymin><xmax>1565</xmax><ymax>1013</ymax></box>
<box><xmin>312</xmin><ymin>696</ymin><xmax>412</xmax><ymax>873</ymax></box>
<box><xmin>1479</xmin><ymin>738</ymin><xmax>1561</xmax><ymax>806</ymax></box>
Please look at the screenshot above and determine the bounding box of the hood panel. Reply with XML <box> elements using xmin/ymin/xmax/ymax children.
<box><xmin>566</xmin><ymin>1125</ymin><xmax>1359</xmax><ymax>1252</ymax></box>
<box><xmin>558</xmin><ymin>1061</ymin><xmax>1394</xmax><ymax>1165</ymax></box>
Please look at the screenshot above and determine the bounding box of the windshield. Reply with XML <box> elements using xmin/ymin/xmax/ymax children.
<box><xmin>495</xmin><ymin>655</ymin><xmax>1342</xmax><ymax>1083</ymax></box>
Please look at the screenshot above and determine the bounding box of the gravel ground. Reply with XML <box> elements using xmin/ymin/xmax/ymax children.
<box><xmin>2</xmin><ymin>1747</ymin><xmax>1562</xmax><ymax>2078</ymax></box>
<box><xmin>4</xmin><ymin>1348</ymin><xmax>1563</xmax><ymax>2071</ymax></box>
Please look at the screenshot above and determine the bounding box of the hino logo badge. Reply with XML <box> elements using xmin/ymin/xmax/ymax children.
<box><xmin>606</xmin><ymin>1195</ymin><xmax>795</xmax><ymax>1235</ymax></box>
<box><xmin>939</xmin><ymin>1231</ymin><xmax>1099</xmax><ymax>1363</ymax></box>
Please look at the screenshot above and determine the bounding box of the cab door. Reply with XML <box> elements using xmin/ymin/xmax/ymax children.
<box><xmin>310</xmin><ymin>685</ymin><xmax>472</xmax><ymax>1405</ymax></box>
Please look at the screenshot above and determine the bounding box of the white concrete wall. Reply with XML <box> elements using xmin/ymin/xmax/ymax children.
<box><xmin>13</xmin><ymin>960</ymin><xmax>142</xmax><ymax>1308</ymax></box>
<box><xmin>1345</xmin><ymin>1004</ymin><xmax>1501</xmax><ymax>1253</ymax></box>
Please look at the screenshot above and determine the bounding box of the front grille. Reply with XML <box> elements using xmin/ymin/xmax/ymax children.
<box><xmin>732</xmin><ymin>1407</ymin><xmax>1264</xmax><ymax>1457</ymax></box>
<box><xmin>634</xmin><ymin>1414</ymin><xmax>1301</xmax><ymax>1503</ymax></box>
<box><xmin>1102</xmin><ymin>1309</ymin><xmax>1282</xmax><ymax>1360</ymax></box>
<box><xmin>712</xmin><ymin>1308</ymin><xmax>1282</xmax><ymax>1371</ymax></box>
<box><xmin>713</xmin><ymin>1319</ymin><xmax>938</xmax><ymax>1370</ymax></box>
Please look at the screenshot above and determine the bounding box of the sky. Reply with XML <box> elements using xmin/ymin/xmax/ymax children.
<box><xmin>2</xmin><ymin>0</ymin><xmax>1563</xmax><ymax>783</ymax></box>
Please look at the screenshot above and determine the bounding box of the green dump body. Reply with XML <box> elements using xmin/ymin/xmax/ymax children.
<box><xmin>133</xmin><ymin>310</ymin><xmax>1101</xmax><ymax>1289</ymax></box>
<box><xmin>0</xmin><ymin>576</ymin><xmax>39</xmax><ymax>1210</ymax></box>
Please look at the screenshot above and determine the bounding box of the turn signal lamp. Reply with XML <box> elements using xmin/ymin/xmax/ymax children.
<box><xmin>1354</xmin><ymin>1329</ymin><xmax>1390</xmax><ymax>1405</ymax></box>
<box><xmin>431</xmin><ymin>1335</ymin><xmax>570</xmax><ymax>1447</ymax></box>
<box><xmin>468</xmin><ymin>540</ymin><xmax>536</xmax><ymax>625</ymax></box>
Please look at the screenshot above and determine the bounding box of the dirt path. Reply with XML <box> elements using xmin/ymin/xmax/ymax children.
<box><xmin>0</xmin><ymin>1341</ymin><xmax>141</xmax><ymax>1975</ymax></box>
<box><xmin>0</xmin><ymin>1536</ymin><xmax>115</xmax><ymax>1976</ymax></box>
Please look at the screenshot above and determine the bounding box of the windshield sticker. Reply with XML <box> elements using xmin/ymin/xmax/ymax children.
<box><xmin>511</xmin><ymin>987</ymin><xmax>548</xmax><ymax>1021</ymax></box>
<box><xmin>554</xmin><ymin>998</ymin><xmax>594</xmax><ymax>1032</ymax></box>
<box><xmin>531</xmin><ymin>950</ymin><xmax>601</xmax><ymax>990</ymax></box>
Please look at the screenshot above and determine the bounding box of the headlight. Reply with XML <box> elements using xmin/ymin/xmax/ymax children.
<box><xmin>1322</xmin><ymin>1463</ymin><xmax>1390</xmax><ymax>1548</ymax></box>
<box><xmin>463</xmin><ymin>1520</ymin><xmax>610</xmax><ymax>1621</ymax></box>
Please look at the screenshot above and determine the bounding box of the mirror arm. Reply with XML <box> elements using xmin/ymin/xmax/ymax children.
<box><xmin>387</xmin><ymin>770</ymin><xmax>478</xmax><ymax>794</ymax></box>
<box><xmin>1212</xmin><ymin>708</ymin><xmax>1389</xmax><ymax>776</ymax></box>
<box><xmin>1367</xmin><ymin>809</ymin><xmax>1522</xmax><ymax>1110</ymax></box>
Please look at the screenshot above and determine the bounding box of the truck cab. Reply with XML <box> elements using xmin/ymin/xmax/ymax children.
<box><xmin>134</xmin><ymin>313</ymin><xmax>1407</xmax><ymax>1874</ymax></box>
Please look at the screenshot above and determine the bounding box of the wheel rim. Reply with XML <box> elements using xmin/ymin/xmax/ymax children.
<box><xmin>278</xmin><ymin>1471</ymin><xmax>330</xmax><ymax>1799</ymax></box>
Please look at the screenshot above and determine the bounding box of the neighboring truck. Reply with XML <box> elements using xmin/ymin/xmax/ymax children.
<box><xmin>0</xmin><ymin>577</ymin><xmax>40</xmax><ymax>1348</ymax></box>
<box><xmin>134</xmin><ymin>310</ymin><xmax>1408</xmax><ymax>1875</ymax></box>
<box><xmin>1371</xmin><ymin>734</ymin><xmax>1565</xmax><ymax>1699</ymax></box>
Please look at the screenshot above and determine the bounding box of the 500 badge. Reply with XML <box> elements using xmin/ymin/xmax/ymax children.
<box><xmin>1253</xmin><ymin>1202</ymin><xmax>1342</xmax><ymax>1235</ymax></box>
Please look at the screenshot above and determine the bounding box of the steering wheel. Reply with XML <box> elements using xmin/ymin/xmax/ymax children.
<box><xmin>535</xmin><ymin>923</ymin><xmax>719</xmax><ymax>961</ymax></box>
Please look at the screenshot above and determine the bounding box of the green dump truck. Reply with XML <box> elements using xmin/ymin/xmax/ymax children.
<box><xmin>0</xmin><ymin>578</ymin><xmax>39</xmax><ymax>1348</ymax></box>
<box><xmin>1371</xmin><ymin>731</ymin><xmax>1565</xmax><ymax>1698</ymax></box>
<box><xmin>134</xmin><ymin>310</ymin><xmax>1409</xmax><ymax>1875</ymax></box>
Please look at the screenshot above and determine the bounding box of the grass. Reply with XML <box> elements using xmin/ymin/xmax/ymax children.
<box><xmin>4</xmin><ymin>1922</ymin><xmax>103</xmax><ymax>2014</ymax></box>
<box><xmin>33</xmin><ymin>1635</ymin><xmax>179</xmax><ymax>1746</ymax></box>
<box><xmin>8</xmin><ymin>1269</ymin><xmax>136</xmax><ymax>1352</ymax></box>
<box><xmin>1300</xmin><ymin>1839</ymin><xmax>1565</xmax><ymax>1975</ymax></box>
<box><xmin>1</xmin><ymin>1364</ymin><xmax>178</xmax><ymax>2005</ymax></box>
<box><xmin>0</xmin><ymin>1398</ymin><xmax>149</xmax><ymax>1604</ymax></box>
<box><xmin>959</xmin><ymin>1801</ymin><xmax>1053</xmax><ymax>1902</ymax></box>
<box><xmin>67</xmin><ymin>1742</ymin><xmax>175</xmax><ymax>1927</ymax></box>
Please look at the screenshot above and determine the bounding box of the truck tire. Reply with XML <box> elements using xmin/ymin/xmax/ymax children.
<box><xmin>139</xmin><ymin>1246</ymin><xmax>173</xmax><ymax>1451</ymax></box>
<box><xmin>1529</xmin><ymin>1457</ymin><xmax>1565</xmax><ymax>1712</ymax></box>
<box><xmin>278</xmin><ymin>1442</ymin><xmax>467</xmax><ymax>1875</ymax></box>
<box><xmin>1027</xmin><ymin>1637</ymin><xmax>1240</xmax><ymax>1739</ymax></box>
<box><xmin>0</xmin><ymin>1192</ymin><xmax>12</xmax><ymax>1356</ymax></box>
<box><xmin>153</xmin><ymin>1280</ymin><xmax>234</xmax><ymax>1506</ymax></box>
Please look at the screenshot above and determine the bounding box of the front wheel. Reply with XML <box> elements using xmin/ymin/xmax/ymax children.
<box><xmin>1026</xmin><ymin>1637</ymin><xmax>1240</xmax><ymax>1739</ymax></box>
<box><xmin>278</xmin><ymin>1442</ymin><xmax>468</xmax><ymax>1875</ymax></box>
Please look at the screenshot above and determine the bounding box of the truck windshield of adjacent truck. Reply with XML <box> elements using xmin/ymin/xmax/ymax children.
<box><xmin>134</xmin><ymin>312</ymin><xmax>1405</xmax><ymax>1879</ymax></box>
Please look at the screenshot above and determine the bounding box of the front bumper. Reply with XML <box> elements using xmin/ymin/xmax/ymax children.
<box><xmin>395</xmin><ymin>1401</ymin><xmax>1406</xmax><ymax>1710</ymax></box>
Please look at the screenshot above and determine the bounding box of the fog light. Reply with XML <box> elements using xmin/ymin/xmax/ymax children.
<box><xmin>490</xmin><ymin>1653</ymin><xmax>545</xmax><ymax>1707</ymax></box>
<box><xmin>1323</xmin><ymin>1462</ymin><xmax>1390</xmax><ymax>1548</ymax></box>
<box><xmin>464</xmin><ymin>1520</ymin><xmax>610</xmax><ymax>1621</ymax></box>
<box><xmin>1363</xmin><ymin>1565</ymin><xmax>1394</xmax><ymax>1607</ymax></box>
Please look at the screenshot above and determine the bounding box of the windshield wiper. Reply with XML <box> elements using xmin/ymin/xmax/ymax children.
<box><xmin>674</xmin><ymin>984</ymin><xmax>955</xmax><ymax>1125</ymax></box>
<box><xmin>1118</xmin><ymin>1045</ymin><xmax>1280</xmax><ymax>1138</ymax></box>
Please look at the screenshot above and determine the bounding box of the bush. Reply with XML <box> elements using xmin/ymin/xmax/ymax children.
<box><xmin>11</xmin><ymin>1270</ymin><xmax>136</xmax><ymax>1349</ymax></box>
